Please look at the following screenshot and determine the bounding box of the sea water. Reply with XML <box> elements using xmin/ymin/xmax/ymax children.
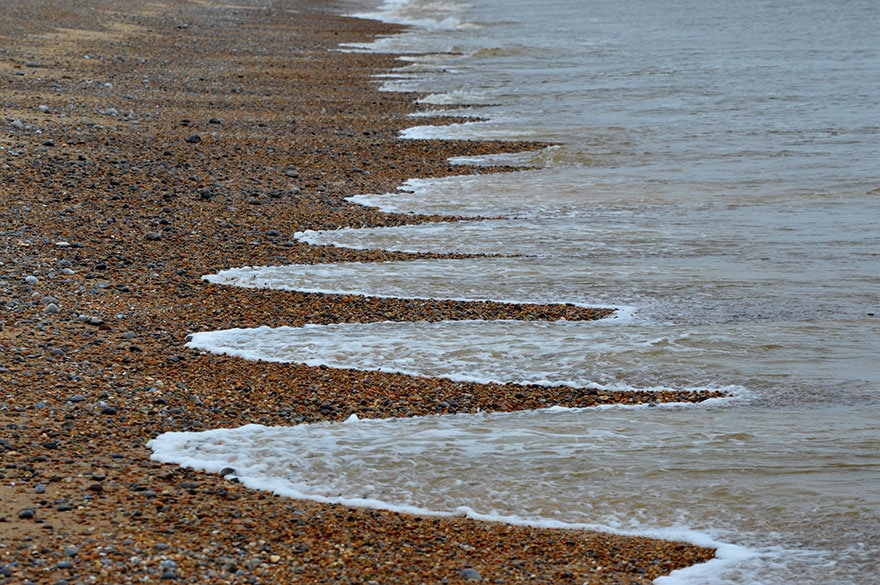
<box><xmin>152</xmin><ymin>1</ymin><xmax>880</xmax><ymax>583</ymax></box>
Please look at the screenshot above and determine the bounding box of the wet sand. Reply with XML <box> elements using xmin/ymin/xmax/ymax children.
<box><xmin>0</xmin><ymin>1</ymin><xmax>718</xmax><ymax>582</ymax></box>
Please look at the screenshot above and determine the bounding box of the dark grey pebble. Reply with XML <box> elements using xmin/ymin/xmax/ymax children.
<box><xmin>184</xmin><ymin>134</ymin><xmax>202</xmax><ymax>143</ymax></box>
<box><xmin>87</xmin><ymin>483</ymin><xmax>103</xmax><ymax>493</ymax></box>
<box><xmin>208</xmin><ymin>117</ymin><xmax>222</xmax><ymax>124</ymax></box>
<box><xmin>100</xmin><ymin>406</ymin><xmax>117</xmax><ymax>415</ymax></box>
<box><xmin>64</xmin><ymin>546</ymin><xmax>79</xmax><ymax>557</ymax></box>
<box><xmin>57</xmin><ymin>503</ymin><xmax>72</xmax><ymax>512</ymax></box>
<box><xmin>219</xmin><ymin>467</ymin><xmax>236</xmax><ymax>477</ymax></box>
<box><xmin>34</xmin><ymin>483</ymin><xmax>46</xmax><ymax>494</ymax></box>
<box><xmin>57</xmin><ymin>560</ymin><xmax>74</xmax><ymax>570</ymax></box>
<box><xmin>142</xmin><ymin>490</ymin><xmax>158</xmax><ymax>498</ymax></box>
<box><xmin>18</xmin><ymin>509</ymin><xmax>35</xmax><ymax>520</ymax></box>
<box><xmin>67</xmin><ymin>395</ymin><xmax>86</xmax><ymax>403</ymax></box>
<box><xmin>0</xmin><ymin>565</ymin><xmax>11</xmax><ymax>577</ymax></box>
<box><xmin>146</xmin><ymin>232</ymin><xmax>163</xmax><ymax>241</ymax></box>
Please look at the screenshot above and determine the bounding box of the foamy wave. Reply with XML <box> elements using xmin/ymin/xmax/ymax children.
<box><xmin>149</xmin><ymin>417</ymin><xmax>753</xmax><ymax>584</ymax></box>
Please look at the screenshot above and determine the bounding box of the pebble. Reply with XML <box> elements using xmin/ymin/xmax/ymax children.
<box><xmin>11</xmin><ymin>120</ymin><xmax>25</xmax><ymax>130</ymax></box>
<box><xmin>18</xmin><ymin>509</ymin><xmax>35</xmax><ymax>520</ymax></box>
<box><xmin>460</xmin><ymin>567</ymin><xmax>482</xmax><ymax>580</ymax></box>
<box><xmin>24</xmin><ymin>275</ymin><xmax>39</xmax><ymax>286</ymax></box>
<box><xmin>34</xmin><ymin>483</ymin><xmax>46</xmax><ymax>494</ymax></box>
<box><xmin>57</xmin><ymin>560</ymin><xmax>74</xmax><ymax>570</ymax></box>
<box><xmin>67</xmin><ymin>395</ymin><xmax>86</xmax><ymax>403</ymax></box>
<box><xmin>64</xmin><ymin>546</ymin><xmax>79</xmax><ymax>557</ymax></box>
<box><xmin>185</xmin><ymin>134</ymin><xmax>202</xmax><ymax>143</ymax></box>
<box><xmin>43</xmin><ymin>303</ymin><xmax>61</xmax><ymax>314</ymax></box>
<box><xmin>38</xmin><ymin>105</ymin><xmax>51</xmax><ymax>113</ymax></box>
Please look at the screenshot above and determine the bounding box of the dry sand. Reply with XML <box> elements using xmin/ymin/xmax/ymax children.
<box><xmin>1</xmin><ymin>1</ymin><xmax>718</xmax><ymax>582</ymax></box>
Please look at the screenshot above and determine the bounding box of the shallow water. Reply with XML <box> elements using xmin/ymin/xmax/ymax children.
<box><xmin>155</xmin><ymin>0</ymin><xmax>880</xmax><ymax>583</ymax></box>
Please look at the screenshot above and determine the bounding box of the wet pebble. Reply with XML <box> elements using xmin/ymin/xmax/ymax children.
<box><xmin>18</xmin><ymin>509</ymin><xmax>35</xmax><ymax>520</ymax></box>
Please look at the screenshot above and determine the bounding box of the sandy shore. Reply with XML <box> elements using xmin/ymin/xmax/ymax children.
<box><xmin>1</xmin><ymin>1</ymin><xmax>718</xmax><ymax>582</ymax></box>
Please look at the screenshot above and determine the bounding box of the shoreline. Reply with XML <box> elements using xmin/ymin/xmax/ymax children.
<box><xmin>1</xmin><ymin>1</ymin><xmax>717</xmax><ymax>582</ymax></box>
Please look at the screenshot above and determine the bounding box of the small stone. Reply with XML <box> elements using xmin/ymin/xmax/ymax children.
<box><xmin>24</xmin><ymin>275</ymin><xmax>39</xmax><ymax>286</ymax></box>
<box><xmin>10</xmin><ymin>120</ymin><xmax>25</xmax><ymax>130</ymax></box>
<box><xmin>67</xmin><ymin>395</ymin><xmax>86</xmax><ymax>403</ymax></box>
<box><xmin>103</xmin><ymin>108</ymin><xmax>119</xmax><ymax>117</ymax></box>
<box><xmin>18</xmin><ymin>508</ymin><xmax>35</xmax><ymax>520</ymax></box>
<box><xmin>57</xmin><ymin>560</ymin><xmax>74</xmax><ymax>569</ymax></box>
<box><xmin>38</xmin><ymin>105</ymin><xmax>51</xmax><ymax>113</ymax></box>
<box><xmin>146</xmin><ymin>232</ymin><xmax>162</xmax><ymax>241</ymax></box>
<box><xmin>43</xmin><ymin>303</ymin><xmax>60</xmax><ymax>314</ymax></box>
<box><xmin>87</xmin><ymin>317</ymin><xmax>104</xmax><ymax>326</ymax></box>
<box><xmin>100</xmin><ymin>406</ymin><xmax>117</xmax><ymax>415</ymax></box>
<box><xmin>64</xmin><ymin>546</ymin><xmax>79</xmax><ymax>557</ymax></box>
<box><xmin>142</xmin><ymin>489</ymin><xmax>157</xmax><ymax>498</ymax></box>
<box><xmin>87</xmin><ymin>483</ymin><xmax>103</xmax><ymax>493</ymax></box>
<box><xmin>459</xmin><ymin>567</ymin><xmax>481</xmax><ymax>581</ymax></box>
<box><xmin>208</xmin><ymin>117</ymin><xmax>222</xmax><ymax>124</ymax></box>
<box><xmin>184</xmin><ymin>134</ymin><xmax>202</xmax><ymax>144</ymax></box>
<box><xmin>34</xmin><ymin>483</ymin><xmax>46</xmax><ymax>494</ymax></box>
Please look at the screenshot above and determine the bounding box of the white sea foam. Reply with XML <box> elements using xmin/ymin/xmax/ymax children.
<box><xmin>153</xmin><ymin>403</ymin><xmax>868</xmax><ymax>585</ymax></box>
<box><xmin>202</xmin><ymin>258</ymin><xmax>624</xmax><ymax>310</ymax></box>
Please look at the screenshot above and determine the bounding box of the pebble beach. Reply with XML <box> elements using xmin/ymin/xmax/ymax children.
<box><xmin>1</xmin><ymin>1</ymin><xmax>719</xmax><ymax>583</ymax></box>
